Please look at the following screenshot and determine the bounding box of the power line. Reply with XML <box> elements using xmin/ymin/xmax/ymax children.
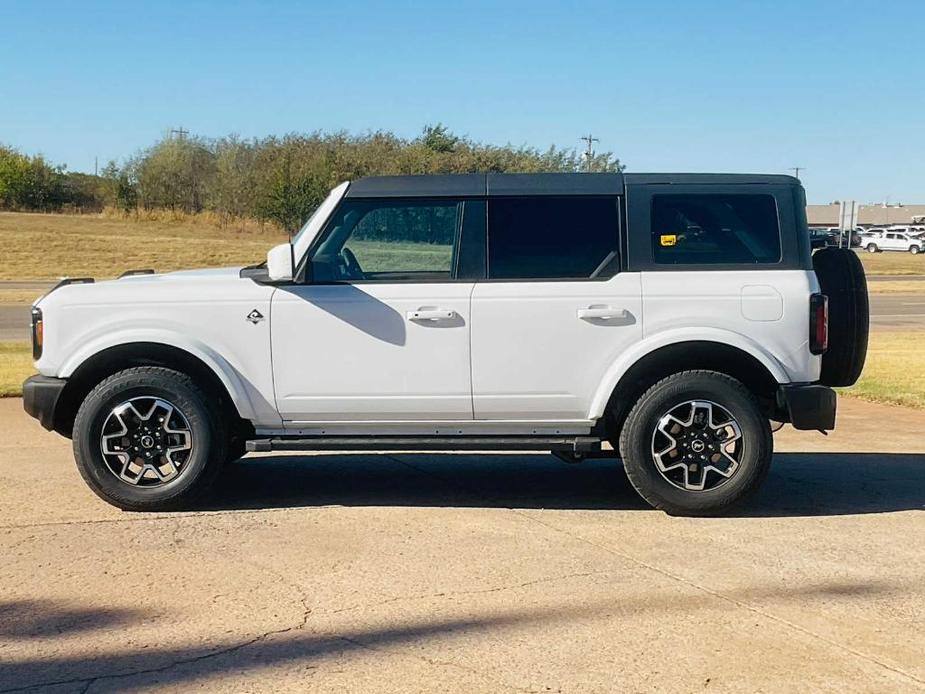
<box><xmin>580</xmin><ymin>134</ymin><xmax>599</xmax><ymax>172</ymax></box>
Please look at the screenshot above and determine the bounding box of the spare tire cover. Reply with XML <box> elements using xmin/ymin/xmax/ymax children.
<box><xmin>812</xmin><ymin>248</ymin><xmax>869</xmax><ymax>387</ymax></box>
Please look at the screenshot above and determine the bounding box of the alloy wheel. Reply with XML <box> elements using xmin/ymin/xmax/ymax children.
<box><xmin>99</xmin><ymin>397</ymin><xmax>193</xmax><ymax>486</ymax></box>
<box><xmin>650</xmin><ymin>400</ymin><xmax>744</xmax><ymax>492</ymax></box>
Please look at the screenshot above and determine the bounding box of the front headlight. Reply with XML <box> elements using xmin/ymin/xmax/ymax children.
<box><xmin>31</xmin><ymin>307</ymin><xmax>43</xmax><ymax>360</ymax></box>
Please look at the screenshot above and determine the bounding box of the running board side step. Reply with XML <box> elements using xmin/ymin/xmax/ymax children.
<box><xmin>246</xmin><ymin>435</ymin><xmax>616</xmax><ymax>459</ymax></box>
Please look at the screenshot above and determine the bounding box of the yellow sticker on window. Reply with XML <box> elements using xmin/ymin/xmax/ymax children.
<box><xmin>660</xmin><ymin>234</ymin><xmax>677</xmax><ymax>247</ymax></box>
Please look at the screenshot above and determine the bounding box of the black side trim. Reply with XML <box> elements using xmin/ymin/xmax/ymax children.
<box><xmin>247</xmin><ymin>435</ymin><xmax>613</xmax><ymax>456</ymax></box>
<box><xmin>22</xmin><ymin>375</ymin><xmax>67</xmax><ymax>431</ymax></box>
<box><xmin>778</xmin><ymin>384</ymin><xmax>836</xmax><ymax>431</ymax></box>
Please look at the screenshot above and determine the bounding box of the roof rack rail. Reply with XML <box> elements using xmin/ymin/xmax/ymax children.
<box><xmin>119</xmin><ymin>269</ymin><xmax>156</xmax><ymax>278</ymax></box>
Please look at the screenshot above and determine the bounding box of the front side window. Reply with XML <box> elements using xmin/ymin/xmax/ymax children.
<box><xmin>652</xmin><ymin>194</ymin><xmax>781</xmax><ymax>265</ymax></box>
<box><xmin>487</xmin><ymin>197</ymin><xmax>619</xmax><ymax>280</ymax></box>
<box><xmin>310</xmin><ymin>199</ymin><xmax>460</xmax><ymax>282</ymax></box>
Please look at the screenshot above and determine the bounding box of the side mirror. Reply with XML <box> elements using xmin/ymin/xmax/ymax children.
<box><xmin>266</xmin><ymin>243</ymin><xmax>294</xmax><ymax>281</ymax></box>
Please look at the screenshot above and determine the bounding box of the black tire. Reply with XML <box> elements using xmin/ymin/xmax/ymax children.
<box><xmin>911</xmin><ymin>246</ymin><xmax>921</xmax><ymax>255</ymax></box>
<box><xmin>618</xmin><ymin>371</ymin><xmax>772</xmax><ymax>516</ymax></box>
<box><xmin>812</xmin><ymin>248</ymin><xmax>869</xmax><ymax>387</ymax></box>
<box><xmin>226</xmin><ymin>434</ymin><xmax>248</xmax><ymax>464</ymax></box>
<box><xmin>72</xmin><ymin>367</ymin><xmax>227</xmax><ymax>511</ymax></box>
<box><xmin>866</xmin><ymin>243</ymin><xmax>878</xmax><ymax>253</ymax></box>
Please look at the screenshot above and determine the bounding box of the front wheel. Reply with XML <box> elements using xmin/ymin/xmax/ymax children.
<box><xmin>618</xmin><ymin>371</ymin><xmax>772</xmax><ymax>516</ymax></box>
<box><xmin>910</xmin><ymin>246</ymin><xmax>920</xmax><ymax>255</ymax></box>
<box><xmin>866</xmin><ymin>243</ymin><xmax>878</xmax><ymax>253</ymax></box>
<box><xmin>72</xmin><ymin>367</ymin><xmax>226</xmax><ymax>511</ymax></box>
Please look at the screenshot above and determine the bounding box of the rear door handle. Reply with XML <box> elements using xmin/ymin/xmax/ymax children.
<box><xmin>577</xmin><ymin>306</ymin><xmax>627</xmax><ymax>320</ymax></box>
<box><xmin>407</xmin><ymin>308</ymin><xmax>457</xmax><ymax>322</ymax></box>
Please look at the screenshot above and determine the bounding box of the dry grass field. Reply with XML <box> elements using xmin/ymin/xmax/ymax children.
<box><xmin>0</xmin><ymin>211</ymin><xmax>287</xmax><ymax>280</ymax></box>
<box><xmin>865</xmin><ymin>279</ymin><xmax>925</xmax><ymax>294</ymax></box>
<box><xmin>840</xmin><ymin>331</ymin><xmax>925</xmax><ymax>409</ymax></box>
<box><xmin>0</xmin><ymin>342</ymin><xmax>33</xmax><ymax>396</ymax></box>
<box><xmin>857</xmin><ymin>251</ymin><xmax>925</xmax><ymax>276</ymax></box>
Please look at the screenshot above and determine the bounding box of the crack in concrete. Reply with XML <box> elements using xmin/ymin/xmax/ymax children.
<box><xmin>333</xmin><ymin>634</ymin><xmax>535</xmax><ymax>693</ymax></box>
<box><xmin>331</xmin><ymin>570</ymin><xmax>609</xmax><ymax>615</ymax></box>
<box><xmin>0</xmin><ymin>601</ymin><xmax>314</xmax><ymax>694</ymax></box>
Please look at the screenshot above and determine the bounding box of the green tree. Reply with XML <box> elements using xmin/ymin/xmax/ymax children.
<box><xmin>420</xmin><ymin>123</ymin><xmax>459</xmax><ymax>153</ymax></box>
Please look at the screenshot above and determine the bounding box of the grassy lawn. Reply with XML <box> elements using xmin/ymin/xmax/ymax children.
<box><xmin>0</xmin><ymin>342</ymin><xmax>33</xmax><ymax>397</ymax></box>
<box><xmin>858</xmin><ymin>251</ymin><xmax>925</xmax><ymax>276</ymax></box>
<box><xmin>0</xmin><ymin>211</ymin><xmax>286</xmax><ymax>280</ymax></box>
<box><xmin>840</xmin><ymin>331</ymin><xmax>925</xmax><ymax>409</ymax></box>
<box><xmin>866</xmin><ymin>279</ymin><xmax>925</xmax><ymax>294</ymax></box>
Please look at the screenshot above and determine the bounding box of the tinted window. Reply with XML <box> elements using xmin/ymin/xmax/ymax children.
<box><xmin>652</xmin><ymin>194</ymin><xmax>781</xmax><ymax>265</ymax></box>
<box><xmin>487</xmin><ymin>197</ymin><xmax>619</xmax><ymax>279</ymax></box>
<box><xmin>311</xmin><ymin>199</ymin><xmax>460</xmax><ymax>281</ymax></box>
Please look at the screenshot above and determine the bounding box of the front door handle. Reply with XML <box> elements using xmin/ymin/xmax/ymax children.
<box><xmin>407</xmin><ymin>308</ymin><xmax>457</xmax><ymax>322</ymax></box>
<box><xmin>577</xmin><ymin>306</ymin><xmax>627</xmax><ymax>320</ymax></box>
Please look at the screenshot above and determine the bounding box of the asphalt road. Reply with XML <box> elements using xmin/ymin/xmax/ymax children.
<box><xmin>1</xmin><ymin>397</ymin><xmax>924</xmax><ymax>692</ymax></box>
<box><xmin>2</xmin><ymin>284</ymin><xmax>924</xmax><ymax>340</ymax></box>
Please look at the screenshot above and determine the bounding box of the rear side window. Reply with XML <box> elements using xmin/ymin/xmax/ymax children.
<box><xmin>652</xmin><ymin>194</ymin><xmax>781</xmax><ymax>265</ymax></box>
<box><xmin>487</xmin><ymin>197</ymin><xmax>619</xmax><ymax>279</ymax></box>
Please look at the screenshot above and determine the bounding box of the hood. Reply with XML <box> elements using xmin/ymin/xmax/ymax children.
<box><xmin>35</xmin><ymin>266</ymin><xmax>253</xmax><ymax>309</ymax></box>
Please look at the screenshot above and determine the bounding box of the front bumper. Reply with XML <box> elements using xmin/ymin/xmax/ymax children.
<box><xmin>23</xmin><ymin>375</ymin><xmax>67</xmax><ymax>431</ymax></box>
<box><xmin>778</xmin><ymin>383</ymin><xmax>836</xmax><ymax>431</ymax></box>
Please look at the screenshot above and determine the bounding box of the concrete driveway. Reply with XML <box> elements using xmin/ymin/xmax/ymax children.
<box><xmin>1</xmin><ymin>397</ymin><xmax>923</xmax><ymax>693</ymax></box>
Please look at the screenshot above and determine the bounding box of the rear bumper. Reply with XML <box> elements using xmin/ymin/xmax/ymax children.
<box><xmin>23</xmin><ymin>375</ymin><xmax>66</xmax><ymax>431</ymax></box>
<box><xmin>778</xmin><ymin>383</ymin><xmax>836</xmax><ymax>431</ymax></box>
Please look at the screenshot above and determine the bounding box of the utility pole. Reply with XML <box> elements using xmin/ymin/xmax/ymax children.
<box><xmin>580</xmin><ymin>134</ymin><xmax>599</xmax><ymax>172</ymax></box>
<box><xmin>171</xmin><ymin>127</ymin><xmax>190</xmax><ymax>140</ymax></box>
<box><xmin>789</xmin><ymin>166</ymin><xmax>804</xmax><ymax>180</ymax></box>
<box><xmin>94</xmin><ymin>157</ymin><xmax>98</xmax><ymax>177</ymax></box>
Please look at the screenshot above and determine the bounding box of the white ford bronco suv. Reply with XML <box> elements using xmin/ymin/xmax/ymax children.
<box><xmin>23</xmin><ymin>173</ymin><xmax>869</xmax><ymax>515</ymax></box>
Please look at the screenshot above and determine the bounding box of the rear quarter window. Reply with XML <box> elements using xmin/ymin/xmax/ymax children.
<box><xmin>652</xmin><ymin>194</ymin><xmax>781</xmax><ymax>265</ymax></box>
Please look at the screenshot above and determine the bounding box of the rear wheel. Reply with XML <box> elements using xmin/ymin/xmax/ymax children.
<box><xmin>72</xmin><ymin>367</ymin><xmax>226</xmax><ymax>511</ymax></box>
<box><xmin>618</xmin><ymin>371</ymin><xmax>772</xmax><ymax>516</ymax></box>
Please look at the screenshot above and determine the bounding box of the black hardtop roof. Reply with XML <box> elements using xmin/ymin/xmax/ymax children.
<box><xmin>344</xmin><ymin>172</ymin><xmax>800</xmax><ymax>198</ymax></box>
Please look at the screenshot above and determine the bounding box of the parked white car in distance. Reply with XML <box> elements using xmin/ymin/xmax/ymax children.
<box><xmin>862</xmin><ymin>231</ymin><xmax>923</xmax><ymax>254</ymax></box>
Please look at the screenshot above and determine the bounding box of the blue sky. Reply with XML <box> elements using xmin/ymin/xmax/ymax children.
<box><xmin>1</xmin><ymin>0</ymin><xmax>923</xmax><ymax>203</ymax></box>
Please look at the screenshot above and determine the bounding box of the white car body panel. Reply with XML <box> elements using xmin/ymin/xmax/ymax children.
<box><xmin>470</xmin><ymin>275</ymin><xmax>643</xmax><ymax>420</ymax></box>
<box><xmin>36</xmin><ymin>268</ymin><xmax>282</xmax><ymax>427</ymax></box>
<box><xmin>639</xmin><ymin>269</ymin><xmax>821</xmax><ymax>380</ymax></box>
<box><xmin>271</xmin><ymin>282</ymin><xmax>475</xmax><ymax>423</ymax></box>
